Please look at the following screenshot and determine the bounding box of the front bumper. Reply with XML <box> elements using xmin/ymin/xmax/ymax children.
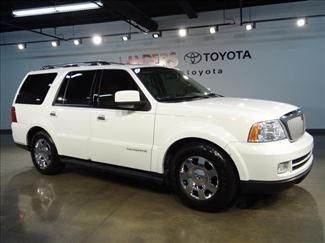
<box><xmin>240</xmin><ymin>159</ymin><xmax>313</xmax><ymax>194</ymax></box>
<box><xmin>226</xmin><ymin>132</ymin><xmax>314</xmax><ymax>182</ymax></box>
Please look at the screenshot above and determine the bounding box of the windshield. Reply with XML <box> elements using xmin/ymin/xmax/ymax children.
<box><xmin>133</xmin><ymin>67</ymin><xmax>221</xmax><ymax>102</ymax></box>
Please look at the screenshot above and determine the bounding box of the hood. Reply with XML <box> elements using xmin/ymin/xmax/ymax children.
<box><xmin>156</xmin><ymin>97</ymin><xmax>298</xmax><ymax>121</ymax></box>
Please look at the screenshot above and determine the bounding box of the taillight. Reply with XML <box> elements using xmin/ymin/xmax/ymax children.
<box><xmin>11</xmin><ymin>106</ymin><xmax>17</xmax><ymax>123</ymax></box>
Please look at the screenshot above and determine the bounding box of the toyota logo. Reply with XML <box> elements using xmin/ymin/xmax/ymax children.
<box><xmin>184</xmin><ymin>52</ymin><xmax>202</xmax><ymax>64</ymax></box>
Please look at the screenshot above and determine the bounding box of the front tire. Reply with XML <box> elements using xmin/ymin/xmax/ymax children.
<box><xmin>30</xmin><ymin>131</ymin><xmax>65</xmax><ymax>175</ymax></box>
<box><xmin>170</xmin><ymin>142</ymin><xmax>238</xmax><ymax>212</ymax></box>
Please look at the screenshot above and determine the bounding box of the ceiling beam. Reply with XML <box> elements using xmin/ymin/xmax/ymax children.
<box><xmin>0</xmin><ymin>21</ymin><xmax>67</xmax><ymax>40</ymax></box>
<box><xmin>176</xmin><ymin>0</ymin><xmax>197</xmax><ymax>19</ymax></box>
<box><xmin>103</xmin><ymin>0</ymin><xmax>158</xmax><ymax>31</ymax></box>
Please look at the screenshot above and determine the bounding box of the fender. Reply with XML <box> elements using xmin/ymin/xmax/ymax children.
<box><xmin>150</xmin><ymin>120</ymin><xmax>249</xmax><ymax>180</ymax></box>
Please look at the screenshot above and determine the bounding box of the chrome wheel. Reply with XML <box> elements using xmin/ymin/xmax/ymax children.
<box><xmin>179</xmin><ymin>156</ymin><xmax>219</xmax><ymax>200</ymax></box>
<box><xmin>34</xmin><ymin>139</ymin><xmax>52</xmax><ymax>169</ymax></box>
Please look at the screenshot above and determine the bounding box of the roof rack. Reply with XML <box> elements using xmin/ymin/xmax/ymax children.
<box><xmin>41</xmin><ymin>61</ymin><xmax>125</xmax><ymax>70</ymax></box>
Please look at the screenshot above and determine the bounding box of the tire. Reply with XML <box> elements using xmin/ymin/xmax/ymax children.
<box><xmin>170</xmin><ymin>142</ymin><xmax>238</xmax><ymax>212</ymax></box>
<box><xmin>30</xmin><ymin>131</ymin><xmax>65</xmax><ymax>175</ymax></box>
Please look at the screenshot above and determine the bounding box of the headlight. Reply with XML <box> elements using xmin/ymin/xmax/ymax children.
<box><xmin>248</xmin><ymin>120</ymin><xmax>286</xmax><ymax>143</ymax></box>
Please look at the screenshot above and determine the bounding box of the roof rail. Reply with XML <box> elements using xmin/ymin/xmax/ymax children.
<box><xmin>41</xmin><ymin>61</ymin><xmax>125</xmax><ymax>70</ymax></box>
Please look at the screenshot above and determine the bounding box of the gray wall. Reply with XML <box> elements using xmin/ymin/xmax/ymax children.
<box><xmin>1</xmin><ymin>1</ymin><xmax>325</xmax><ymax>129</ymax></box>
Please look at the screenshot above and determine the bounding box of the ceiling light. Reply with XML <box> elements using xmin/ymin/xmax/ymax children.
<box><xmin>296</xmin><ymin>18</ymin><xmax>306</xmax><ymax>27</ymax></box>
<box><xmin>17</xmin><ymin>43</ymin><xmax>26</xmax><ymax>50</ymax></box>
<box><xmin>51</xmin><ymin>40</ymin><xmax>60</xmax><ymax>47</ymax></box>
<box><xmin>245</xmin><ymin>23</ymin><xmax>255</xmax><ymax>31</ymax></box>
<box><xmin>73</xmin><ymin>39</ymin><xmax>82</xmax><ymax>46</ymax></box>
<box><xmin>178</xmin><ymin>28</ymin><xmax>187</xmax><ymax>37</ymax></box>
<box><xmin>12</xmin><ymin>1</ymin><xmax>103</xmax><ymax>17</ymax></box>
<box><xmin>209</xmin><ymin>26</ymin><xmax>218</xmax><ymax>34</ymax></box>
<box><xmin>122</xmin><ymin>35</ymin><xmax>130</xmax><ymax>41</ymax></box>
<box><xmin>152</xmin><ymin>31</ymin><xmax>161</xmax><ymax>38</ymax></box>
<box><xmin>92</xmin><ymin>35</ymin><xmax>102</xmax><ymax>45</ymax></box>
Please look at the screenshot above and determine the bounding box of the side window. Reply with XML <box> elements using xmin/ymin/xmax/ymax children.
<box><xmin>97</xmin><ymin>70</ymin><xmax>138</xmax><ymax>108</ymax></box>
<box><xmin>16</xmin><ymin>73</ymin><xmax>57</xmax><ymax>105</ymax></box>
<box><xmin>55</xmin><ymin>70</ymin><xmax>96</xmax><ymax>106</ymax></box>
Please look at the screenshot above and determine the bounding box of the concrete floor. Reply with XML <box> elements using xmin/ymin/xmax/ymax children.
<box><xmin>1</xmin><ymin>134</ymin><xmax>324</xmax><ymax>243</ymax></box>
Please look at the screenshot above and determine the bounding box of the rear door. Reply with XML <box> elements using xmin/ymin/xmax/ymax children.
<box><xmin>49</xmin><ymin>70</ymin><xmax>97</xmax><ymax>159</ymax></box>
<box><xmin>90</xmin><ymin>69</ymin><xmax>155</xmax><ymax>171</ymax></box>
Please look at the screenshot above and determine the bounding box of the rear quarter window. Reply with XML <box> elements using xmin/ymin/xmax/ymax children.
<box><xmin>15</xmin><ymin>73</ymin><xmax>57</xmax><ymax>105</ymax></box>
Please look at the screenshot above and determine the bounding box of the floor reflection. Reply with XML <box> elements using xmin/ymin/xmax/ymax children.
<box><xmin>1</xmin><ymin>164</ymin><xmax>323</xmax><ymax>243</ymax></box>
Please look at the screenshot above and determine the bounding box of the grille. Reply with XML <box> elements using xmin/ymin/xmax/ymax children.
<box><xmin>280</xmin><ymin>109</ymin><xmax>305</xmax><ymax>142</ymax></box>
<box><xmin>292</xmin><ymin>152</ymin><xmax>312</xmax><ymax>170</ymax></box>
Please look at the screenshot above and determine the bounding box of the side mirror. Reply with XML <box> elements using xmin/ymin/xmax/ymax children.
<box><xmin>114</xmin><ymin>90</ymin><xmax>145</xmax><ymax>109</ymax></box>
<box><xmin>115</xmin><ymin>90</ymin><xmax>140</xmax><ymax>103</ymax></box>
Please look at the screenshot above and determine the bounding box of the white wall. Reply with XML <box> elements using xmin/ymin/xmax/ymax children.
<box><xmin>1</xmin><ymin>1</ymin><xmax>325</xmax><ymax>129</ymax></box>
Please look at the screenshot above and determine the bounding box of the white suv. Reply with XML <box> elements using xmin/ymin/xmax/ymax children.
<box><xmin>11</xmin><ymin>61</ymin><xmax>314</xmax><ymax>211</ymax></box>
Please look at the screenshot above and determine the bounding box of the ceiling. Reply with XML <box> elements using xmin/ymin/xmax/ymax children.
<box><xmin>0</xmin><ymin>0</ymin><xmax>305</xmax><ymax>33</ymax></box>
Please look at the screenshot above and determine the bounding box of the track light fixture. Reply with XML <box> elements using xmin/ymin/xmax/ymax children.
<box><xmin>178</xmin><ymin>28</ymin><xmax>187</xmax><ymax>37</ymax></box>
<box><xmin>73</xmin><ymin>39</ymin><xmax>82</xmax><ymax>46</ymax></box>
<box><xmin>209</xmin><ymin>26</ymin><xmax>218</xmax><ymax>34</ymax></box>
<box><xmin>10</xmin><ymin>14</ymin><xmax>320</xmax><ymax>51</ymax></box>
<box><xmin>245</xmin><ymin>23</ymin><xmax>255</xmax><ymax>31</ymax></box>
<box><xmin>92</xmin><ymin>35</ymin><xmax>102</xmax><ymax>45</ymax></box>
<box><xmin>122</xmin><ymin>34</ymin><xmax>130</xmax><ymax>41</ymax></box>
<box><xmin>296</xmin><ymin>18</ymin><xmax>306</xmax><ymax>27</ymax></box>
<box><xmin>51</xmin><ymin>40</ymin><xmax>60</xmax><ymax>47</ymax></box>
<box><xmin>17</xmin><ymin>43</ymin><xmax>26</xmax><ymax>50</ymax></box>
<box><xmin>152</xmin><ymin>31</ymin><xmax>161</xmax><ymax>38</ymax></box>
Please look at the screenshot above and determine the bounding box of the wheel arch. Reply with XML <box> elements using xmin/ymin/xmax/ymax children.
<box><xmin>27</xmin><ymin>126</ymin><xmax>56</xmax><ymax>150</ymax></box>
<box><xmin>162</xmin><ymin>137</ymin><xmax>240</xmax><ymax>185</ymax></box>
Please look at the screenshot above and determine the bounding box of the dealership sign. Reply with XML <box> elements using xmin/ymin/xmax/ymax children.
<box><xmin>127</xmin><ymin>52</ymin><xmax>178</xmax><ymax>68</ymax></box>
<box><xmin>124</xmin><ymin>49</ymin><xmax>252</xmax><ymax>77</ymax></box>
<box><xmin>183</xmin><ymin>49</ymin><xmax>252</xmax><ymax>77</ymax></box>
<box><xmin>184</xmin><ymin>50</ymin><xmax>252</xmax><ymax>64</ymax></box>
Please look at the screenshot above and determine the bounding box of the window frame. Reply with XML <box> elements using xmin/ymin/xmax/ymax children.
<box><xmin>52</xmin><ymin>70</ymin><xmax>99</xmax><ymax>108</ymax></box>
<box><xmin>93</xmin><ymin>69</ymin><xmax>151</xmax><ymax>111</ymax></box>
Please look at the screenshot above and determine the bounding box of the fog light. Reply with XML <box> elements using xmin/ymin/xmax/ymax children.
<box><xmin>278</xmin><ymin>162</ymin><xmax>290</xmax><ymax>174</ymax></box>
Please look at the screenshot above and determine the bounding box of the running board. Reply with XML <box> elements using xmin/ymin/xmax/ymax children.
<box><xmin>59</xmin><ymin>156</ymin><xmax>164</xmax><ymax>185</ymax></box>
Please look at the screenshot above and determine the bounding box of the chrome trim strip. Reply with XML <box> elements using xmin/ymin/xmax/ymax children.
<box><xmin>292</xmin><ymin>153</ymin><xmax>312</xmax><ymax>167</ymax></box>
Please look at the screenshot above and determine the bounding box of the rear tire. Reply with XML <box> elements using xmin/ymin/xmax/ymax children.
<box><xmin>30</xmin><ymin>131</ymin><xmax>65</xmax><ymax>175</ymax></box>
<box><xmin>170</xmin><ymin>142</ymin><xmax>238</xmax><ymax>212</ymax></box>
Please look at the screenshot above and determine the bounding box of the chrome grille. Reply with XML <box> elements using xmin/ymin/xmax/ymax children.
<box><xmin>280</xmin><ymin>109</ymin><xmax>305</xmax><ymax>142</ymax></box>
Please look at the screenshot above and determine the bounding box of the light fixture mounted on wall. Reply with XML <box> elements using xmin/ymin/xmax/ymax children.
<box><xmin>12</xmin><ymin>1</ymin><xmax>103</xmax><ymax>17</ymax></box>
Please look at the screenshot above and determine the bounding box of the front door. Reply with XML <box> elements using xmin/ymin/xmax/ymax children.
<box><xmin>90</xmin><ymin>69</ymin><xmax>155</xmax><ymax>171</ymax></box>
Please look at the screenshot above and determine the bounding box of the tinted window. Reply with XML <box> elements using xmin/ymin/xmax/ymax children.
<box><xmin>133</xmin><ymin>67</ymin><xmax>220</xmax><ymax>102</ymax></box>
<box><xmin>16</xmin><ymin>73</ymin><xmax>57</xmax><ymax>104</ymax></box>
<box><xmin>55</xmin><ymin>71</ymin><xmax>96</xmax><ymax>106</ymax></box>
<box><xmin>97</xmin><ymin>70</ymin><xmax>138</xmax><ymax>108</ymax></box>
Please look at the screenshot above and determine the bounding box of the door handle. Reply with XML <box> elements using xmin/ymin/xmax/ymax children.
<box><xmin>50</xmin><ymin>111</ymin><xmax>57</xmax><ymax>117</ymax></box>
<box><xmin>97</xmin><ymin>115</ymin><xmax>106</xmax><ymax>121</ymax></box>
